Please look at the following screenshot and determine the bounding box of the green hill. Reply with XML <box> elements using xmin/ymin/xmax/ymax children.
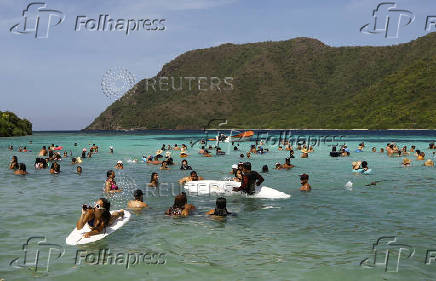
<box><xmin>86</xmin><ymin>33</ymin><xmax>436</xmax><ymax>130</ymax></box>
<box><xmin>0</xmin><ymin>111</ymin><xmax>32</xmax><ymax>137</ymax></box>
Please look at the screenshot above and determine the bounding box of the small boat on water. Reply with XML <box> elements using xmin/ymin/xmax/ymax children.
<box><xmin>208</xmin><ymin>130</ymin><xmax>254</xmax><ymax>142</ymax></box>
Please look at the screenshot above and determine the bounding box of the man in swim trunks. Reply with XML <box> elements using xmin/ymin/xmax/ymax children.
<box><xmin>232</xmin><ymin>162</ymin><xmax>264</xmax><ymax>195</ymax></box>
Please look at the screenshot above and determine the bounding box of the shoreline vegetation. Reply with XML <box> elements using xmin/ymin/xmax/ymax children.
<box><xmin>86</xmin><ymin>32</ymin><xmax>436</xmax><ymax>130</ymax></box>
<box><xmin>0</xmin><ymin>111</ymin><xmax>32</xmax><ymax>137</ymax></box>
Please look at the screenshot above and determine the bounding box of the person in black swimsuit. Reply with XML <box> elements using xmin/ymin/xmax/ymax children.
<box><xmin>232</xmin><ymin>162</ymin><xmax>264</xmax><ymax>195</ymax></box>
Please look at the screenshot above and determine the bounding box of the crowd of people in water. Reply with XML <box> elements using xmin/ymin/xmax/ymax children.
<box><xmin>6</xmin><ymin>138</ymin><xmax>436</xmax><ymax>238</ymax></box>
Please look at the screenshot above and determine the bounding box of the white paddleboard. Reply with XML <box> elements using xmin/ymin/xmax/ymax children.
<box><xmin>66</xmin><ymin>210</ymin><xmax>131</xmax><ymax>245</ymax></box>
<box><xmin>184</xmin><ymin>180</ymin><xmax>291</xmax><ymax>199</ymax></box>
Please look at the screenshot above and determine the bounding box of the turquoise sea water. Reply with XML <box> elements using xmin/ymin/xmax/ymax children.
<box><xmin>1</xmin><ymin>130</ymin><xmax>436</xmax><ymax>281</ymax></box>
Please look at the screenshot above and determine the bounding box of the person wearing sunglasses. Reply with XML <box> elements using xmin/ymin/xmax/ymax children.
<box><xmin>76</xmin><ymin>198</ymin><xmax>124</xmax><ymax>238</ymax></box>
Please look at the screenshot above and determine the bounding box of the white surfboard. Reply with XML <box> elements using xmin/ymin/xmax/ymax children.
<box><xmin>184</xmin><ymin>180</ymin><xmax>291</xmax><ymax>199</ymax></box>
<box><xmin>66</xmin><ymin>210</ymin><xmax>131</xmax><ymax>245</ymax></box>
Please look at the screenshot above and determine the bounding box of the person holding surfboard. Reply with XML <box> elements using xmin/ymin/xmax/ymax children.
<box><xmin>232</xmin><ymin>162</ymin><xmax>264</xmax><ymax>195</ymax></box>
<box><xmin>76</xmin><ymin>198</ymin><xmax>124</xmax><ymax>238</ymax></box>
<box><xmin>179</xmin><ymin>171</ymin><xmax>204</xmax><ymax>185</ymax></box>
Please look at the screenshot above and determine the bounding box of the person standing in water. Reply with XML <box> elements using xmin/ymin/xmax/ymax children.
<box><xmin>148</xmin><ymin>172</ymin><xmax>159</xmax><ymax>187</ymax></box>
<box><xmin>105</xmin><ymin>170</ymin><xmax>121</xmax><ymax>193</ymax></box>
<box><xmin>299</xmin><ymin>174</ymin><xmax>311</xmax><ymax>192</ymax></box>
<box><xmin>165</xmin><ymin>192</ymin><xmax>195</xmax><ymax>216</ymax></box>
<box><xmin>232</xmin><ymin>162</ymin><xmax>264</xmax><ymax>195</ymax></box>
<box><xmin>9</xmin><ymin>156</ymin><xmax>18</xmax><ymax>170</ymax></box>
<box><xmin>127</xmin><ymin>189</ymin><xmax>148</xmax><ymax>209</ymax></box>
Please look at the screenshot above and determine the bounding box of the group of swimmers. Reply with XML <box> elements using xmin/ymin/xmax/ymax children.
<box><xmin>7</xmin><ymin>138</ymin><xmax>435</xmax><ymax>239</ymax></box>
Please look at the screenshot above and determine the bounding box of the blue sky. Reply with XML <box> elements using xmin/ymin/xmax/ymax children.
<box><xmin>1</xmin><ymin>0</ymin><xmax>435</xmax><ymax>130</ymax></box>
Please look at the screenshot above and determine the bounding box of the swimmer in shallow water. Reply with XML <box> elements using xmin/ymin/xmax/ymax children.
<box><xmin>299</xmin><ymin>174</ymin><xmax>311</xmax><ymax>192</ymax></box>
<box><xmin>148</xmin><ymin>172</ymin><xmax>159</xmax><ymax>187</ymax></box>
<box><xmin>180</xmin><ymin>160</ymin><xmax>192</xmax><ymax>170</ymax></box>
<box><xmin>14</xmin><ymin>163</ymin><xmax>28</xmax><ymax>175</ymax></box>
<box><xmin>115</xmin><ymin>160</ymin><xmax>124</xmax><ymax>170</ymax></box>
<box><xmin>165</xmin><ymin>192</ymin><xmax>195</xmax><ymax>216</ymax></box>
<box><xmin>76</xmin><ymin>198</ymin><xmax>124</xmax><ymax>238</ymax></box>
<box><xmin>233</xmin><ymin>169</ymin><xmax>243</xmax><ymax>182</ymax></box>
<box><xmin>206</xmin><ymin>197</ymin><xmax>232</xmax><ymax>217</ymax></box>
<box><xmin>104</xmin><ymin>170</ymin><xmax>121</xmax><ymax>193</ymax></box>
<box><xmin>402</xmin><ymin>158</ymin><xmax>412</xmax><ymax>167</ymax></box>
<box><xmin>179</xmin><ymin>171</ymin><xmax>204</xmax><ymax>185</ymax></box>
<box><xmin>424</xmin><ymin>159</ymin><xmax>434</xmax><ymax>167</ymax></box>
<box><xmin>127</xmin><ymin>189</ymin><xmax>148</xmax><ymax>209</ymax></box>
<box><xmin>76</xmin><ymin>166</ymin><xmax>82</xmax><ymax>175</ymax></box>
<box><xmin>9</xmin><ymin>156</ymin><xmax>18</xmax><ymax>170</ymax></box>
<box><xmin>160</xmin><ymin>161</ymin><xmax>170</xmax><ymax>170</ymax></box>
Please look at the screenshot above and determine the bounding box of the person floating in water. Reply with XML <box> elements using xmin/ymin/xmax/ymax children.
<box><xmin>206</xmin><ymin>197</ymin><xmax>232</xmax><ymax>217</ymax></box>
<box><xmin>232</xmin><ymin>162</ymin><xmax>264</xmax><ymax>195</ymax></box>
<box><xmin>165</xmin><ymin>192</ymin><xmax>195</xmax><ymax>216</ymax></box>
<box><xmin>299</xmin><ymin>174</ymin><xmax>311</xmax><ymax>192</ymax></box>
<box><xmin>76</xmin><ymin>198</ymin><xmax>124</xmax><ymax>238</ymax></box>
<box><xmin>127</xmin><ymin>189</ymin><xmax>148</xmax><ymax>209</ymax></box>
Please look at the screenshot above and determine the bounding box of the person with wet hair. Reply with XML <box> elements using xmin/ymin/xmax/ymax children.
<box><xmin>179</xmin><ymin>171</ymin><xmax>204</xmax><ymax>185</ymax></box>
<box><xmin>9</xmin><ymin>156</ymin><xmax>18</xmax><ymax>170</ymax></box>
<box><xmin>148</xmin><ymin>172</ymin><xmax>159</xmax><ymax>187</ymax></box>
<box><xmin>206</xmin><ymin>197</ymin><xmax>232</xmax><ymax>217</ymax></box>
<box><xmin>76</xmin><ymin>198</ymin><xmax>124</xmax><ymax>238</ymax></box>
<box><xmin>233</xmin><ymin>162</ymin><xmax>264</xmax><ymax>195</ymax></box>
<box><xmin>14</xmin><ymin>163</ymin><xmax>28</xmax><ymax>175</ymax></box>
<box><xmin>128</xmin><ymin>189</ymin><xmax>148</xmax><ymax>209</ymax></box>
<box><xmin>299</xmin><ymin>174</ymin><xmax>311</xmax><ymax>192</ymax></box>
<box><xmin>165</xmin><ymin>192</ymin><xmax>195</xmax><ymax>216</ymax></box>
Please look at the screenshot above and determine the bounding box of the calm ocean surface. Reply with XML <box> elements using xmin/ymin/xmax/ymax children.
<box><xmin>1</xmin><ymin>130</ymin><xmax>435</xmax><ymax>281</ymax></box>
